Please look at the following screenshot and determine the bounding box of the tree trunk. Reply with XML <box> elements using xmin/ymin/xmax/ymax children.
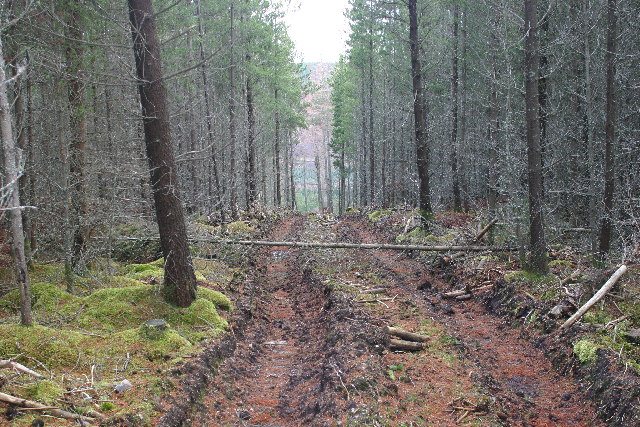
<box><xmin>274</xmin><ymin>89</ymin><xmax>282</xmax><ymax>206</ymax></box>
<box><xmin>450</xmin><ymin>5</ymin><xmax>461</xmax><ymax>212</ymax></box>
<box><xmin>128</xmin><ymin>0</ymin><xmax>197</xmax><ymax>307</ymax></box>
<box><xmin>315</xmin><ymin>146</ymin><xmax>324</xmax><ymax>212</ymax></box>
<box><xmin>228</xmin><ymin>0</ymin><xmax>238</xmax><ymax>218</ymax></box>
<box><xmin>0</xmin><ymin>35</ymin><xmax>32</xmax><ymax>326</ymax></box>
<box><xmin>196</xmin><ymin>0</ymin><xmax>221</xmax><ymax>209</ymax></box>
<box><xmin>64</xmin><ymin>0</ymin><xmax>89</xmax><ymax>282</ymax></box>
<box><xmin>598</xmin><ymin>0</ymin><xmax>617</xmax><ymax>257</ymax></box>
<box><xmin>368</xmin><ymin>34</ymin><xmax>375</xmax><ymax>205</ymax></box>
<box><xmin>488</xmin><ymin>10</ymin><xmax>500</xmax><ymax>220</ymax></box>
<box><xmin>524</xmin><ymin>0</ymin><xmax>548</xmax><ymax>273</ymax></box>
<box><xmin>408</xmin><ymin>0</ymin><xmax>432</xmax><ymax>222</ymax></box>
<box><xmin>246</xmin><ymin>56</ymin><xmax>257</xmax><ymax>206</ymax></box>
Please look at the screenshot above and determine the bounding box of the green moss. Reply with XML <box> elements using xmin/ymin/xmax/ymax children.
<box><xmin>0</xmin><ymin>325</ymin><xmax>85</xmax><ymax>368</ymax></box>
<box><xmin>549</xmin><ymin>259</ymin><xmax>574</xmax><ymax>268</ymax></box>
<box><xmin>225</xmin><ymin>221</ymin><xmax>255</xmax><ymax>234</ymax></box>
<box><xmin>346</xmin><ymin>207</ymin><xmax>360</xmax><ymax>213</ymax></box>
<box><xmin>113</xmin><ymin>327</ymin><xmax>192</xmax><ymax>361</ymax></box>
<box><xmin>25</xmin><ymin>380</ymin><xmax>64</xmax><ymax>405</ymax></box>
<box><xmin>583</xmin><ymin>311</ymin><xmax>611</xmax><ymax>324</ymax></box>
<box><xmin>504</xmin><ymin>270</ymin><xmax>557</xmax><ymax>286</ymax></box>
<box><xmin>368</xmin><ymin>209</ymin><xmax>393</xmax><ymax>223</ymax></box>
<box><xmin>197</xmin><ymin>288</ymin><xmax>232</xmax><ymax>311</ymax></box>
<box><xmin>100</xmin><ymin>401</ymin><xmax>115</xmax><ymax>411</ymax></box>
<box><xmin>573</xmin><ymin>339</ymin><xmax>600</xmax><ymax>364</ymax></box>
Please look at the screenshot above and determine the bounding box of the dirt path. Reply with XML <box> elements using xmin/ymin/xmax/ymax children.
<box><xmin>184</xmin><ymin>214</ymin><xmax>601</xmax><ymax>426</ymax></box>
<box><xmin>192</xmin><ymin>215</ymin><xmax>337</xmax><ymax>425</ymax></box>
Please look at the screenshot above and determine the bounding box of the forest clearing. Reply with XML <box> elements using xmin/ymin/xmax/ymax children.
<box><xmin>0</xmin><ymin>0</ymin><xmax>639</xmax><ymax>425</ymax></box>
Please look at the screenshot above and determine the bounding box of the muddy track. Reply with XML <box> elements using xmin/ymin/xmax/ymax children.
<box><xmin>162</xmin><ymin>214</ymin><xmax>613</xmax><ymax>426</ymax></box>
<box><xmin>191</xmin><ymin>215</ymin><xmax>337</xmax><ymax>426</ymax></box>
<box><xmin>334</xmin><ymin>215</ymin><xmax>601</xmax><ymax>426</ymax></box>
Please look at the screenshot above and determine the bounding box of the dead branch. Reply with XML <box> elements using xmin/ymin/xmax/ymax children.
<box><xmin>360</xmin><ymin>288</ymin><xmax>386</xmax><ymax>294</ymax></box>
<box><xmin>474</xmin><ymin>219</ymin><xmax>498</xmax><ymax>242</ymax></box>
<box><xmin>0</xmin><ymin>360</ymin><xmax>44</xmax><ymax>379</ymax></box>
<box><xmin>385</xmin><ymin>326</ymin><xmax>429</xmax><ymax>343</ymax></box>
<box><xmin>558</xmin><ymin>265</ymin><xmax>628</xmax><ymax>332</ymax></box>
<box><xmin>0</xmin><ymin>392</ymin><xmax>98</xmax><ymax>422</ymax></box>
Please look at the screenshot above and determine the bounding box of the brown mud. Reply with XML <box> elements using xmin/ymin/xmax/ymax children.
<box><xmin>158</xmin><ymin>213</ymin><xmax>636</xmax><ymax>426</ymax></box>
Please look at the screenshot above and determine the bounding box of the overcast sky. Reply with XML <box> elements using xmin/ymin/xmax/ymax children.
<box><xmin>283</xmin><ymin>0</ymin><xmax>350</xmax><ymax>63</ymax></box>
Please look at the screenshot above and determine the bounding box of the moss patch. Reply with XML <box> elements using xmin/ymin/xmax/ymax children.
<box><xmin>504</xmin><ymin>270</ymin><xmax>557</xmax><ymax>286</ymax></box>
<box><xmin>368</xmin><ymin>209</ymin><xmax>393</xmax><ymax>223</ymax></box>
<box><xmin>225</xmin><ymin>221</ymin><xmax>255</xmax><ymax>235</ymax></box>
<box><xmin>25</xmin><ymin>380</ymin><xmax>64</xmax><ymax>405</ymax></box>
<box><xmin>573</xmin><ymin>340</ymin><xmax>600</xmax><ymax>365</ymax></box>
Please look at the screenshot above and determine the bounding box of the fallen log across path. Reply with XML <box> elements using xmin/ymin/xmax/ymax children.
<box><xmin>110</xmin><ymin>236</ymin><xmax>515</xmax><ymax>252</ymax></box>
<box><xmin>193</xmin><ymin>238</ymin><xmax>511</xmax><ymax>252</ymax></box>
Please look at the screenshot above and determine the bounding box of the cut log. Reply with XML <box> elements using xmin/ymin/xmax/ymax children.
<box><xmin>456</xmin><ymin>294</ymin><xmax>473</xmax><ymax>301</ymax></box>
<box><xmin>558</xmin><ymin>265</ymin><xmax>627</xmax><ymax>332</ymax></box>
<box><xmin>388</xmin><ymin>338</ymin><xmax>425</xmax><ymax>351</ymax></box>
<box><xmin>385</xmin><ymin>326</ymin><xmax>429</xmax><ymax>343</ymax></box>
<box><xmin>0</xmin><ymin>360</ymin><xmax>44</xmax><ymax>379</ymax></box>
<box><xmin>0</xmin><ymin>392</ymin><xmax>97</xmax><ymax>422</ymax></box>
<box><xmin>444</xmin><ymin>289</ymin><xmax>467</xmax><ymax>299</ymax></box>
<box><xmin>474</xmin><ymin>219</ymin><xmax>499</xmax><ymax>242</ymax></box>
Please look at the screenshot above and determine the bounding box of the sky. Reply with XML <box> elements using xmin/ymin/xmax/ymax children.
<box><xmin>283</xmin><ymin>0</ymin><xmax>351</xmax><ymax>63</ymax></box>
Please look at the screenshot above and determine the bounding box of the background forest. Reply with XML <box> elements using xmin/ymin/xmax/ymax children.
<box><xmin>0</xmin><ymin>0</ymin><xmax>638</xmax><ymax>297</ymax></box>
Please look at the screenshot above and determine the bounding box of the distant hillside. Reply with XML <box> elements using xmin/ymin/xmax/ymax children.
<box><xmin>294</xmin><ymin>62</ymin><xmax>335</xmax><ymax>163</ymax></box>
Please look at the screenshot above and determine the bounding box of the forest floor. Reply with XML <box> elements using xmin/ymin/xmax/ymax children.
<box><xmin>158</xmin><ymin>211</ymin><xmax>639</xmax><ymax>427</ymax></box>
<box><xmin>2</xmin><ymin>210</ymin><xmax>639</xmax><ymax>426</ymax></box>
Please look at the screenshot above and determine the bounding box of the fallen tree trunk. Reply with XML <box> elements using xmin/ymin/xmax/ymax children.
<box><xmin>109</xmin><ymin>236</ymin><xmax>514</xmax><ymax>252</ymax></box>
<box><xmin>0</xmin><ymin>392</ymin><xmax>98</xmax><ymax>422</ymax></box>
<box><xmin>198</xmin><ymin>239</ymin><xmax>502</xmax><ymax>252</ymax></box>
<box><xmin>558</xmin><ymin>265</ymin><xmax>628</xmax><ymax>332</ymax></box>
<box><xmin>385</xmin><ymin>326</ymin><xmax>429</xmax><ymax>343</ymax></box>
<box><xmin>388</xmin><ymin>338</ymin><xmax>425</xmax><ymax>351</ymax></box>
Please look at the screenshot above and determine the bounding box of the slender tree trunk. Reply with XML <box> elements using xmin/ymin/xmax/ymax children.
<box><xmin>274</xmin><ymin>89</ymin><xmax>282</xmax><ymax>206</ymax></box>
<box><xmin>325</xmin><ymin>133</ymin><xmax>334</xmax><ymax>213</ymax></box>
<box><xmin>408</xmin><ymin>0</ymin><xmax>432</xmax><ymax>221</ymax></box>
<box><xmin>368</xmin><ymin>34</ymin><xmax>375</xmax><ymax>205</ymax></box>
<box><xmin>228</xmin><ymin>0</ymin><xmax>238</xmax><ymax>218</ymax></box>
<box><xmin>0</xmin><ymin>36</ymin><xmax>32</xmax><ymax>326</ymax></box>
<box><xmin>524</xmin><ymin>0</ymin><xmax>548</xmax><ymax>273</ymax></box>
<box><xmin>450</xmin><ymin>5</ymin><xmax>461</xmax><ymax>212</ymax></box>
<box><xmin>289</xmin><ymin>140</ymin><xmax>296</xmax><ymax>210</ymax></box>
<box><xmin>598</xmin><ymin>0</ymin><xmax>617</xmax><ymax>256</ymax></box>
<box><xmin>315</xmin><ymin>145</ymin><xmax>324</xmax><ymax>212</ymax></box>
<box><xmin>196</xmin><ymin>0</ymin><xmax>221</xmax><ymax>209</ymax></box>
<box><xmin>246</xmin><ymin>59</ymin><xmax>257</xmax><ymax>206</ymax></box>
<box><xmin>64</xmin><ymin>0</ymin><xmax>89</xmax><ymax>284</ymax></box>
<box><xmin>488</xmin><ymin>10</ymin><xmax>500</xmax><ymax>218</ymax></box>
<box><xmin>128</xmin><ymin>0</ymin><xmax>197</xmax><ymax>307</ymax></box>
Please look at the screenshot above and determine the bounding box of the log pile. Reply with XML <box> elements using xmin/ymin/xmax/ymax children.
<box><xmin>385</xmin><ymin>326</ymin><xmax>429</xmax><ymax>351</ymax></box>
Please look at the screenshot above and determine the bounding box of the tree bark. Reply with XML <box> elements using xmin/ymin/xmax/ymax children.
<box><xmin>408</xmin><ymin>0</ymin><xmax>432</xmax><ymax>222</ymax></box>
<box><xmin>128</xmin><ymin>0</ymin><xmax>197</xmax><ymax>307</ymax></box>
<box><xmin>196</xmin><ymin>0</ymin><xmax>221</xmax><ymax>209</ymax></box>
<box><xmin>598</xmin><ymin>0</ymin><xmax>617</xmax><ymax>257</ymax></box>
<box><xmin>524</xmin><ymin>0</ymin><xmax>548</xmax><ymax>273</ymax></box>
<box><xmin>64</xmin><ymin>0</ymin><xmax>89</xmax><ymax>284</ymax></box>
<box><xmin>450</xmin><ymin>5</ymin><xmax>462</xmax><ymax>212</ymax></box>
<box><xmin>0</xmin><ymin>36</ymin><xmax>32</xmax><ymax>326</ymax></box>
<box><xmin>228</xmin><ymin>0</ymin><xmax>238</xmax><ymax>218</ymax></box>
<box><xmin>274</xmin><ymin>89</ymin><xmax>282</xmax><ymax>206</ymax></box>
<box><xmin>246</xmin><ymin>55</ymin><xmax>257</xmax><ymax>206</ymax></box>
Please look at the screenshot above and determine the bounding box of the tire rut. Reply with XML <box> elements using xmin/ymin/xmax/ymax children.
<box><xmin>192</xmin><ymin>215</ymin><xmax>335</xmax><ymax>426</ymax></box>
<box><xmin>335</xmin><ymin>216</ymin><xmax>600</xmax><ymax>426</ymax></box>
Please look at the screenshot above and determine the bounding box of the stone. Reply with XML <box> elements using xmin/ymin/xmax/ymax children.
<box><xmin>115</xmin><ymin>379</ymin><xmax>133</xmax><ymax>394</ymax></box>
<box><xmin>140</xmin><ymin>319</ymin><xmax>169</xmax><ymax>340</ymax></box>
<box><xmin>625</xmin><ymin>328</ymin><xmax>640</xmax><ymax>344</ymax></box>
